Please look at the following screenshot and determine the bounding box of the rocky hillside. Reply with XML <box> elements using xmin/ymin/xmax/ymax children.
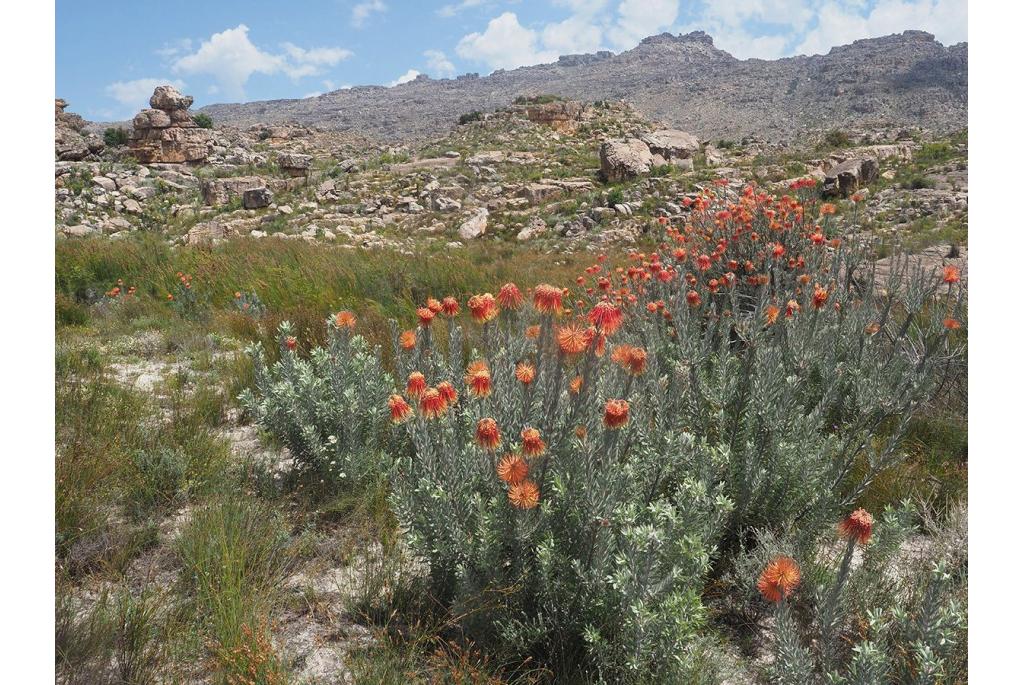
<box><xmin>199</xmin><ymin>30</ymin><xmax>967</xmax><ymax>142</ymax></box>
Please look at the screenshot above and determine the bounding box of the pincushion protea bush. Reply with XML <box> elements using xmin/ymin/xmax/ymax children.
<box><xmin>239</xmin><ymin>316</ymin><xmax>395</xmax><ymax>484</ymax></box>
<box><xmin>241</xmin><ymin>180</ymin><xmax>965</xmax><ymax>681</ymax></box>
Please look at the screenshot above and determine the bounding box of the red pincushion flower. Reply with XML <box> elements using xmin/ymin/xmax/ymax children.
<box><xmin>468</xmin><ymin>293</ymin><xmax>499</xmax><ymax>324</ymax></box>
<box><xmin>285</xmin><ymin>336</ymin><xmax>298</xmax><ymax>351</ymax></box>
<box><xmin>475</xmin><ymin>418</ymin><xmax>501</xmax><ymax>451</ymax></box>
<box><xmin>498</xmin><ymin>282</ymin><xmax>525</xmax><ymax>310</ymax></box>
<box><xmin>943</xmin><ymin>318</ymin><xmax>961</xmax><ymax>330</ymax></box>
<box><xmin>441</xmin><ymin>296</ymin><xmax>460</xmax><ymax>317</ymax></box>
<box><xmin>508</xmin><ymin>479</ymin><xmax>540</xmax><ymax>509</ymax></box>
<box><xmin>839</xmin><ymin>508</ymin><xmax>874</xmax><ymax>545</ymax></box>
<box><xmin>686</xmin><ymin>290</ymin><xmax>701</xmax><ymax>308</ymax></box>
<box><xmin>588</xmin><ymin>300</ymin><xmax>623</xmax><ymax>335</ymax></box>
<box><xmin>521</xmin><ymin>427</ymin><xmax>546</xmax><ymax>458</ymax></box>
<box><xmin>525</xmin><ymin>325</ymin><xmax>540</xmax><ymax>340</ymax></box>
<box><xmin>335</xmin><ymin>311</ymin><xmax>357</xmax><ymax>329</ymax></box>
<box><xmin>388</xmin><ymin>394</ymin><xmax>412</xmax><ymax>423</ymax></box>
<box><xmin>465</xmin><ymin>360</ymin><xmax>492</xmax><ymax>398</ymax></box>
<box><xmin>419</xmin><ymin>387</ymin><xmax>448</xmax><ymax>419</ymax></box>
<box><xmin>696</xmin><ymin>254</ymin><xmax>712</xmax><ymax>271</ymax></box>
<box><xmin>417</xmin><ymin>307</ymin><xmax>435</xmax><ymax>327</ymax></box>
<box><xmin>436</xmin><ymin>381</ymin><xmax>458</xmax><ymax>407</ymax></box>
<box><xmin>603</xmin><ymin>399</ymin><xmax>630</xmax><ymax>429</ymax></box>
<box><xmin>611</xmin><ymin>345</ymin><xmax>647</xmax><ymax>375</ymax></box>
<box><xmin>406</xmin><ymin>371</ymin><xmax>426</xmax><ymax>398</ymax></box>
<box><xmin>811</xmin><ymin>284</ymin><xmax>829</xmax><ymax>310</ymax></box>
<box><xmin>533</xmin><ymin>283</ymin><xmax>563</xmax><ymax>314</ymax></box>
<box><xmin>497</xmin><ymin>454</ymin><xmax>529</xmax><ymax>485</ymax></box>
<box><xmin>515</xmin><ymin>361</ymin><xmax>536</xmax><ymax>385</ymax></box>
<box><xmin>943</xmin><ymin>265</ymin><xmax>960</xmax><ymax>284</ymax></box>
<box><xmin>400</xmin><ymin>329</ymin><xmax>417</xmax><ymax>350</ymax></box>
<box><xmin>757</xmin><ymin>556</ymin><xmax>801</xmax><ymax>603</ymax></box>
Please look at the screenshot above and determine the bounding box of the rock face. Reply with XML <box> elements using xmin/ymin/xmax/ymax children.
<box><xmin>823</xmin><ymin>157</ymin><xmax>880</xmax><ymax>197</ymax></box>
<box><xmin>200</xmin><ymin>31</ymin><xmax>966</xmax><ymax>142</ymax></box>
<box><xmin>525</xmin><ymin>100</ymin><xmax>586</xmax><ymax>133</ymax></box>
<box><xmin>242</xmin><ymin>187</ymin><xmax>273</xmax><ymax>209</ymax></box>
<box><xmin>277</xmin><ymin>152</ymin><xmax>312</xmax><ymax>178</ymax></box>
<box><xmin>599</xmin><ymin>140</ymin><xmax>654</xmax><ymax>182</ymax></box>
<box><xmin>55</xmin><ymin>99</ymin><xmax>103</xmax><ymax>161</ymax></box>
<box><xmin>129</xmin><ymin>86</ymin><xmax>211</xmax><ymax>164</ymax></box>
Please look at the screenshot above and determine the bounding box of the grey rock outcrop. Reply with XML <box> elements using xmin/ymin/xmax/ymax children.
<box><xmin>130</xmin><ymin>86</ymin><xmax>211</xmax><ymax>164</ymax></box>
<box><xmin>823</xmin><ymin>157</ymin><xmax>879</xmax><ymax>198</ymax></box>
<box><xmin>242</xmin><ymin>187</ymin><xmax>273</xmax><ymax>209</ymax></box>
<box><xmin>458</xmin><ymin>207</ymin><xmax>489</xmax><ymax>240</ymax></box>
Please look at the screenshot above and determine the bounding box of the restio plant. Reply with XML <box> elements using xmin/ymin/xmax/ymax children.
<box><xmin>192</xmin><ymin>112</ymin><xmax>214</xmax><ymax>129</ymax></box>
<box><xmin>241</xmin><ymin>179</ymin><xmax>965</xmax><ymax>681</ymax></box>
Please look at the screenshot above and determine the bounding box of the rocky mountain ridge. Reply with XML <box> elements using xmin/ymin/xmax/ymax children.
<box><xmin>199</xmin><ymin>30</ymin><xmax>966</xmax><ymax>142</ymax></box>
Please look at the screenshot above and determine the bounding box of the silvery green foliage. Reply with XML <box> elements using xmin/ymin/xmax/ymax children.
<box><xmin>239</xmin><ymin>320</ymin><xmax>394</xmax><ymax>483</ymax></box>
<box><xmin>637</xmin><ymin>242</ymin><xmax>964</xmax><ymax>545</ymax></box>
<box><xmin>388</xmin><ymin>312</ymin><xmax>731</xmax><ymax>683</ymax></box>
<box><xmin>771</xmin><ymin>507</ymin><xmax>964</xmax><ymax>684</ymax></box>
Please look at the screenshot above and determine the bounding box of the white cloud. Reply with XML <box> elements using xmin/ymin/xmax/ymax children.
<box><xmin>172</xmin><ymin>25</ymin><xmax>351</xmax><ymax>99</ymax></box>
<box><xmin>352</xmin><ymin>0</ymin><xmax>386</xmax><ymax>28</ymax></box>
<box><xmin>795</xmin><ymin>0</ymin><xmax>967</xmax><ymax>56</ymax></box>
<box><xmin>456</xmin><ymin>12</ymin><xmax>559</xmax><ymax>71</ymax></box>
<box><xmin>155</xmin><ymin>38</ymin><xmax>193</xmax><ymax>60</ymax></box>
<box><xmin>541</xmin><ymin>14</ymin><xmax>606</xmax><ymax>55</ymax></box>
<box><xmin>388</xmin><ymin>69</ymin><xmax>421</xmax><ymax>86</ymax></box>
<box><xmin>423</xmin><ymin>49</ymin><xmax>457</xmax><ymax>77</ymax></box>
<box><xmin>438</xmin><ymin>0</ymin><xmax>485</xmax><ymax>18</ymax></box>
<box><xmin>610</xmin><ymin>0</ymin><xmax>679</xmax><ymax>50</ymax></box>
<box><xmin>105</xmin><ymin>77</ymin><xmax>187</xmax><ymax>110</ymax></box>
<box><xmin>303</xmin><ymin>91</ymin><xmax>323</xmax><ymax>98</ymax></box>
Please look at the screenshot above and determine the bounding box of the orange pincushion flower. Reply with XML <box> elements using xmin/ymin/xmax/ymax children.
<box><xmin>865</xmin><ymin>322</ymin><xmax>881</xmax><ymax>335</ymax></box>
<box><xmin>426</xmin><ymin>297</ymin><xmax>443</xmax><ymax>314</ymax></box>
<box><xmin>757</xmin><ymin>556</ymin><xmax>801</xmax><ymax>603</ymax></box>
<box><xmin>441</xmin><ymin>296</ymin><xmax>460</xmax><ymax>317</ymax></box>
<box><xmin>556</xmin><ymin>323</ymin><xmax>593</xmax><ymax>355</ymax></box>
<box><xmin>811</xmin><ymin>284</ymin><xmax>829</xmax><ymax>310</ymax></box>
<box><xmin>436</xmin><ymin>381</ymin><xmax>458</xmax><ymax>407</ymax></box>
<box><xmin>533</xmin><ymin>284</ymin><xmax>563</xmax><ymax>314</ymax></box>
<box><xmin>838</xmin><ymin>508</ymin><xmax>874</xmax><ymax>545</ymax></box>
<box><xmin>417</xmin><ymin>307</ymin><xmax>435</xmax><ymax>327</ymax></box>
<box><xmin>406</xmin><ymin>371</ymin><xmax>427</xmax><ymax>398</ymax></box>
<box><xmin>588</xmin><ymin>300</ymin><xmax>623</xmax><ymax>335</ymax></box>
<box><xmin>400</xmin><ymin>329</ymin><xmax>417</xmax><ymax>350</ymax></box>
<box><xmin>785</xmin><ymin>300</ymin><xmax>800</xmax><ymax>317</ymax></box>
<box><xmin>943</xmin><ymin>318</ymin><xmax>961</xmax><ymax>330</ymax></box>
<box><xmin>388</xmin><ymin>394</ymin><xmax>412</xmax><ymax>423</ymax></box>
<box><xmin>765</xmin><ymin>305</ymin><xmax>780</xmax><ymax>326</ymax></box>
<box><xmin>498</xmin><ymin>282</ymin><xmax>525</xmax><ymax>310</ymax></box>
<box><xmin>419</xmin><ymin>387</ymin><xmax>448</xmax><ymax>419</ymax></box>
<box><xmin>335</xmin><ymin>310</ymin><xmax>357</xmax><ymax>329</ymax></box>
<box><xmin>285</xmin><ymin>336</ymin><xmax>298</xmax><ymax>351</ymax></box>
<box><xmin>515</xmin><ymin>361</ymin><xmax>536</xmax><ymax>385</ymax></box>
<box><xmin>464</xmin><ymin>360</ymin><xmax>492</xmax><ymax>398</ymax></box>
<box><xmin>468</xmin><ymin>293</ymin><xmax>499</xmax><ymax>324</ymax></box>
<box><xmin>603</xmin><ymin>399</ymin><xmax>630</xmax><ymax>429</ymax></box>
<box><xmin>508</xmin><ymin>479</ymin><xmax>540</xmax><ymax>509</ymax></box>
<box><xmin>521</xmin><ymin>427</ymin><xmax>546</xmax><ymax>457</ymax></box>
<box><xmin>496</xmin><ymin>454</ymin><xmax>529</xmax><ymax>485</ymax></box>
<box><xmin>696</xmin><ymin>254</ymin><xmax>712</xmax><ymax>271</ymax></box>
<box><xmin>611</xmin><ymin>345</ymin><xmax>647</xmax><ymax>375</ymax></box>
<box><xmin>525</xmin><ymin>325</ymin><xmax>541</xmax><ymax>340</ymax></box>
<box><xmin>475</xmin><ymin>418</ymin><xmax>501</xmax><ymax>451</ymax></box>
<box><xmin>569</xmin><ymin>376</ymin><xmax>583</xmax><ymax>394</ymax></box>
<box><xmin>942</xmin><ymin>265</ymin><xmax>960</xmax><ymax>284</ymax></box>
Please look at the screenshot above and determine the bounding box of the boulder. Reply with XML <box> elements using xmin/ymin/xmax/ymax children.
<box><xmin>823</xmin><ymin>157</ymin><xmax>879</xmax><ymax>198</ymax></box>
<box><xmin>201</xmin><ymin>176</ymin><xmax>266</xmax><ymax>206</ymax></box>
<box><xmin>641</xmin><ymin>130</ymin><xmax>700</xmax><ymax>161</ymax></box>
<box><xmin>516</xmin><ymin>216</ymin><xmax>549</xmax><ymax>241</ymax></box>
<box><xmin>521</xmin><ymin>183</ymin><xmax>563</xmax><ymax>205</ymax></box>
<box><xmin>242</xmin><ymin>188</ymin><xmax>273</xmax><ymax>209</ymax></box>
<box><xmin>277</xmin><ymin>152</ymin><xmax>313</xmax><ymax>178</ymax></box>
<box><xmin>599</xmin><ymin>140</ymin><xmax>654</xmax><ymax>183</ymax></box>
<box><xmin>458</xmin><ymin>207</ymin><xmax>489</xmax><ymax>240</ymax></box>
<box><xmin>525</xmin><ymin>100</ymin><xmax>586</xmax><ymax>134</ymax></box>
<box><xmin>150</xmin><ymin>85</ymin><xmax>193</xmax><ymax>111</ymax></box>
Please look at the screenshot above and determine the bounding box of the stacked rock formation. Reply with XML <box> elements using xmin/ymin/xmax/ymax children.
<box><xmin>55</xmin><ymin>99</ymin><xmax>104</xmax><ymax>161</ymax></box>
<box><xmin>525</xmin><ymin>100</ymin><xmax>586</xmax><ymax>134</ymax></box>
<box><xmin>129</xmin><ymin>86</ymin><xmax>211</xmax><ymax>164</ymax></box>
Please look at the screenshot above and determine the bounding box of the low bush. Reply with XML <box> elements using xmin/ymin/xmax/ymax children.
<box><xmin>242</xmin><ymin>182</ymin><xmax>965</xmax><ymax>681</ymax></box>
<box><xmin>192</xmin><ymin>112</ymin><xmax>214</xmax><ymax>129</ymax></box>
<box><xmin>103</xmin><ymin>127</ymin><xmax>130</xmax><ymax>147</ymax></box>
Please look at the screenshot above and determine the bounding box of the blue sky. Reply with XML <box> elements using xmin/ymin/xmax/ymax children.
<box><xmin>56</xmin><ymin>0</ymin><xmax>967</xmax><ymax>121</ymax></box>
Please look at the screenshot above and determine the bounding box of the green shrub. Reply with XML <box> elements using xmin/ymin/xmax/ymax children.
<box><xmin>103</xmin><ymin>127</ymin><xmax>130</xmax><ymax>147</ymax></box>
<box><xmin>125</xmin><ymin>447</ymin><xmax>186</xmax><ymax>520</ymax></box>
<box><xmin>192</xmin><ymin>112</ymin><xmax>214</xmax><ymax>129</ymax></box>
<box><xmin>458</xmin><ymin>111</ymin><xmax>484</xmax><ymax>125</ymax></box>
<box><xmin>605</xmin><ymin>187</ymin><xmax>624</xmax><ymax>206</ymax></box>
